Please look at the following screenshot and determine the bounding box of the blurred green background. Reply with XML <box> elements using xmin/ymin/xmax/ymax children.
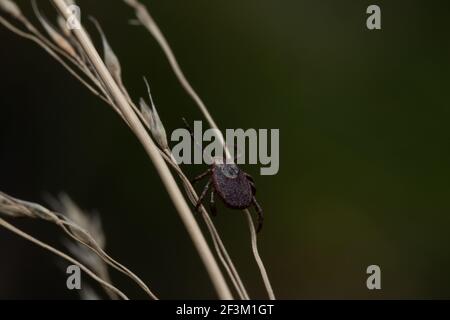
<box><xmin>1</xmin><ymin>0</ymin><xmax>450</xmax><ymax>299</ymax></box>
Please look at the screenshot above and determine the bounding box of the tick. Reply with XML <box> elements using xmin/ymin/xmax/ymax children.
<box><xmin>182</xmin><ymin>118</ymin><xmax>264</xmax><ymax>233</ymax></box>
<box><xmin>183</xmin><ymin>120</ymin><xmax>264</xmax><ymax>232</ymax></box>
<box><xmin>192</xmin><ymin>160</ymin><xmax>264</xmax><ymax>232</ymax></box>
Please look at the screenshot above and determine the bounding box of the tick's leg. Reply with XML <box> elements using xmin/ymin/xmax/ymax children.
<box><xmin>252</xmin><ymin>197</ymin><xmax>264</xmax><ymax>233</ymax></box>
<box><xmin>244</xmin><ymin>173</ymin><xmax>255</xmax><ymax>183</ymax></box>
<box><xmin>245</xmin><ymin>174</ymin><xmax>257</xmax><ymax>195</ymax></box>
<box><xmin>195</xmin><ymin>180</ymin><xmax>211</xmax><ymax>211</ymax></box>
<box><xmin>248</xmin><ymin>181</ymin><xmax>256</xmax><ymax>195</ymax></box>
<box><xmin>192</xmin><ymin>169</ymin><xmax>212</xmax><ymax>184</ymax></box>
<box><xmin>209</xmin><ymin>190</ymin><xmax>217</xmax><ymax>216</ymax></box>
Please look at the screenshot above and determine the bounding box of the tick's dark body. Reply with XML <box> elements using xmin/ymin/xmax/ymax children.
<box><xmin>212</xmin><ymin>164</ymin><xmax>253</xmax><ymax>209</ymax></box>
<box><xmin>193</xmin><ymin>161</ymin><xmax>264</xmax><ymax>232</ymax></box>
<box><xmin>184</xmin><ymin>118</ymin><xmax>263</xmax><ymax>232</ymax></box>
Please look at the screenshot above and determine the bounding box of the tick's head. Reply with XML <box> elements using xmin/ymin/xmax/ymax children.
<box><xmin>214</xmin><ymin>161</ymin><xmax>240</xmax><ymax>179</ymax></box>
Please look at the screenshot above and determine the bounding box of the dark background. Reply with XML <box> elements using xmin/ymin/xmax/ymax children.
<box><xmin>1</xmin><ymin>0</ymin><xmax>450</xmax><ymax>299</ymax></box>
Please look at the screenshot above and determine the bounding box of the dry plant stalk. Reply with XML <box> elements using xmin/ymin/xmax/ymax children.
<box><xmin>0</xmin><ymin>191</ymin><xmax>157</xmax><ymax>299</ymax></box>
<box><xmin>0</xmin><ymin>193</ymin><xmax>128</xmax><ymax>299</ymax></box>
<box><xmin>0</xmin><ymin>217</ymin><xmax>129</xmax><ymax>299</ymax></box>
<box><xmin>50</xmin><ymin>0</ymin><xmax>233</xmax><ymax>299</ymax></box>
<box><xmin>49</xmin><ymin>194</ymin><xmax>155</xmax><ymax>300</ymax></box>
<box><xmin>0</xmin><ymin>0</ymin><xmax>275</xmax><ymax>300</ymax></box>
<box><xmin>123</xmin><ymin>0</ymin><xmax>275</xmax><ymax>299</ymax></box>
<box><xmin>0</xmin><ymin>0</ymin><xmax>233</xmax><ymax>299</ymax></box>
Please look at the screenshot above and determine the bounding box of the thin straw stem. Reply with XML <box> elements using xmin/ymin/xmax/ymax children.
<box><xmin>161</xmin><ymin>151</ymin><xmax>249</xmax><ymax>300</ymax></box>
<box><xmin>123</xmin><ymin>0</ymin><xmax>275</xmax><ymax>299</ymax></box>
<box><xmin>51</xmin><ymin>0</ymin><xmax>232</xmax><ymax>300</ymax></box>
<box><xmin>244</xmin><ymin>210</ymin><xmax>275</xmax><ymax>299</ymax></box>
<box><xmin>0</xmin><ymin>16</ymin><xmax>110</xmax><ymax>105</ymax></box>
<box><xmin>0</xmin><ymin>217</ymin><xmax>129</xmax><ymax>300</ymax></box>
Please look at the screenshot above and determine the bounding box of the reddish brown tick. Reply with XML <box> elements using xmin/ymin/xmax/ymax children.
<box><xmin>184</xmin><ymin>119</ymin><xmax>264</xmax><ymax>232</ymax></box>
